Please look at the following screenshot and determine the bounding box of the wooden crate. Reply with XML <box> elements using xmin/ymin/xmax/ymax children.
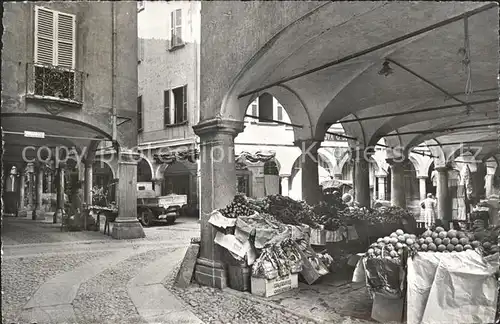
<box><xmin>250</xmin><ymin>273</ymin><xmax>298</xmax><ymax>297</ymax></box>
<box><xmin>228</xmin><ymin>265</ymin><xmax>251</xmax><ymax>292</ymax></box>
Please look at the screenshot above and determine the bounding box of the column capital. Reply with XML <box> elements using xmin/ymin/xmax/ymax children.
<box><xmin>375</xmin><ymin>173</ymin><xmax>388</xmax><ymax>178</ymax></box>
<box><xmin>417</xmin><ymin>175</ymin><xmax>428</xmax><ymax>180</ymax></box>
<box><xmin>193</xmin><ymin>118</ymin><xmax>244</xmax><ymax>137</ymax></box>
<box><xmin>279</xmin><ymin>174</ymin><xmax>291</xmax><ymax>178</ymax></box>
<box><xmin>349</xmin><ymin>147</ymin><xmax>374</xmax><ymax>163</ymax></box>
<box><xmin>385</xmin><ymin>157</ymin><xmax>408</xmax><ymax>166</ymax></box>
<box><xmin>435</xmin><ymin>166</ymin><xmax>451</xmax><ymax>173</ymax></box>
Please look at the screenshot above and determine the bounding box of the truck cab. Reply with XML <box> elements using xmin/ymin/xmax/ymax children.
<box><xmin>136</xmin><ymin>182</ymin><xmax>187</xmax><ymax>226</ymax></box>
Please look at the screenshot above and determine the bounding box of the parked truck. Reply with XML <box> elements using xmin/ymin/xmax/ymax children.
<box><xmin>136</xmin><ymin>182</ymin><xmax>187</xmax><ymax>226</ymax></box>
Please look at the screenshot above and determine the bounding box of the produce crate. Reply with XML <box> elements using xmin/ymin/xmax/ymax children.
<box><xmin>250</xmin><ymin>273</ymin><xmax>298</xmax><ymax>297</ymax></box>
<box><xmin>310</xmin><ymin>225</ymin><xmax>327</xmax><ymax>246</ymax></box>
<box><xmin>228</xmin><ymin>264</ymin><xmax>251</xmax><ymax>292</ymax></box>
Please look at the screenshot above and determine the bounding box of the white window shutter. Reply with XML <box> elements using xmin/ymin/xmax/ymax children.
<box><xmin>56</xmin><ymin>12</ymin><xmax>75</xmax><ymax>69</ymax></box>
<box><xmin>175</xmin><ymin>9</ymin><xmax>182</xmax><ymax>46</ymax></box>
<box><xmin>35</xmin><ymin>7</ymin><xmax>55</xmax><ymax>65</ymax></box>
<box><xmin>170</xmin><ymin>11</ymin><xmax>175</xmax><ymax>48</ymax></box>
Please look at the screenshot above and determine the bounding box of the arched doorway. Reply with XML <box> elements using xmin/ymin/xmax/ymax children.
<box><xmin>137</xmin><ymin>158</ymin><xmax>152</xmax><ymax>183</ymax></box>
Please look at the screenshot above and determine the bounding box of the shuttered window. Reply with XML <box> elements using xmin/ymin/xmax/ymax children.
<box><xmin>164</xmin><ymin>90</ymin><xmax>171</xmax><ymax>126</ymax></box>
<box><xmin>172</xmin><ymin>85</ymin><xmax>187</xmax><ymax>124</ymax></box>
<box><xmin>170</xmin><ymin>9</ymin><xmax>183</xmax><ymax>48</ymax></box>
<box><xmin>276</xmin><ymin>105</ymin><xmax>283</xmax><ymax>121</ymax></box>
<box><xmin>35</xmin><ymin>6</ymin><xmax>75</xmax><ymax>69</ymax></box>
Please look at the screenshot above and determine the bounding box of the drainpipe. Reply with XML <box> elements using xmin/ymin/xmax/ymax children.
<box><xmin>195</xmin><ymin>2</ymin><xmax>201</xmax><ymax>218</ymax></box>
<box><xmin>111</xmin><ymin>2</ymin><xmax>117</xmax><ymax>143</ymax></box>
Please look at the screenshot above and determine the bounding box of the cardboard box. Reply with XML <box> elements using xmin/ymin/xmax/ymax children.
<box><xmin>251</xmin><ymin>273</ymin><xmax>298</xmax><ymax>297</ymax></box>
<box><xmin>288</xmin><ymin>224</ymin><xmax>311</xmax><ymax>243</ymax></box>
<box><xmin>310</xmin><ymin>225</ymin><xmax>326</xmax><ymax>246</ymax></box>
<box><xmin>371</xmin><ymin>292</ymin><xmax>404</xmax><ymax>323</ymax></box>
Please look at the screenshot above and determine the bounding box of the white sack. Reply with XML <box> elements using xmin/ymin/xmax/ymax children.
<box><xmin>407</xmin><ymin>251</ymin><xmax>499</xmax><ymax>324</ymax></box>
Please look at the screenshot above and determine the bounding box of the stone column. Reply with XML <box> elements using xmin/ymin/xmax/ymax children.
<box><xmin>84</xmin><ymin>162</ymin><xmax>93</xmax><ymax>205</ymax></box>
<box><xmin>353</xmin><ymin>149</ymin><xmax>371</xmax><ymax>207</ymax></box>
<box><xmin>26</xmin><ymin>163</ymin><xmax>34</xmax><ymax>210</ymax></box>
<box><xmin>18</xmin><ymin>170</ymin><xmax>27</xmax><ymax>217</ymax></box>
<box><xmin>436</xmin><ymin>166</ymin><xmax>451</xmax><ymax>228</ymax></box>
<box><xmin>280</xmin><ymin>175</ymin><xmax>290</xmax><ymax>196</ymax></box>
<box><xmin>32</xmin><ymin>165</ymin><xmax>45</xmax><ymax>220</ymax></box>
<box><xmin>376</xmin><ymin>175</ymin><xmax>387</xmax><ymax>200</ymax></box>
<box><xmin>418</xmin><ymin>176</ymin><xmax>427</xmax><ymax>218</ymax></box>
<box><xmin>485</xmin><ymin>174</ymin><xmax>494</xmax><ymax>198</ymax></box>
<box><xmin>53</xmin><ymin>162</ymin><xmax>66</xmax><ymax>223</ymax></box>
<box><xmin>387</xmin><ymin>159</ymin><xmax>406</xmax><ymax>208</ymax></box>
<box><xmin>112</xmin><ymin>151</ymin><xmax>145</xmax><ymax>239</ymax></box>
<box><xmin>192</xmin><ymin>118</ymin><xmax>244</xmax><ymax>289</ymax></box>
<box><xmin>294</xmin><ymin>139</ymin><xmax>322</xmax><ymax>205</ymax></box>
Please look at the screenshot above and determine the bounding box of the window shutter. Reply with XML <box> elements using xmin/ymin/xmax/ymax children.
<box><xmin>182</xmin><ymin>85</ymin><xmax>187</xmax><ymax>122</ymax></box>
<box><xmin>164</xmin><ymin>90</ymin><xmax>171</xmax><ymax>126</ymax></box>
<box><xmin>170</xmin><ymin>11</ymin><xmax>175</xmax><ymax>48</ymax></box>
<box><xmin>277</xmin><ymin>106</ymin><xmax>283</xmax><ymax>121</ymax></box>
<box><xmin>35</xmin><ymin>7</ymin><xmax>55</xmax><ymax>65</ymax></box>
<box><xmin>56</xmin><ymin>12</ymin><xmax>75</xmax><ymax>68</ymax></box>
<box><xmin>175</xmin><ymin>9</ymin><xmax>182</xmax><ymax>46</ymax></box>
<box><xmin>251</xmin><ymin>104</ymin><xmax>258</xmax><ymax>117</ymax></box>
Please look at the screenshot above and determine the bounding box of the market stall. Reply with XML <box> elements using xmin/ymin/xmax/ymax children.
<box><xmin>353</xmin><ymin>224</ymin><xmax>500</xmax><ymax>323</ymax></box>
<box><xmin>204</xmin><ymin>192</ymin><xmax>421</xmax><ymax>298</ymax></box>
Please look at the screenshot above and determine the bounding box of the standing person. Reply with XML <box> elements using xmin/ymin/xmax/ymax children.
<box><xmin>421</xmin><ymin>193</ymin><xmax>437</xmax><ymax>229</ymax></box>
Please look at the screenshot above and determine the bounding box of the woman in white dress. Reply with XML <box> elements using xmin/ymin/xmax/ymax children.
<box><xmin>421</xmin><ymin>193</ymin><xmax>437</xmax><ymax>229</ymax></box>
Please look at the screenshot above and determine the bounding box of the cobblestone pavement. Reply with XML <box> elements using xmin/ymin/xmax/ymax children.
<box><xmin>2</xmin><ymin>215</ymin><xmax>376</xmax><ymax>324</ymax></box>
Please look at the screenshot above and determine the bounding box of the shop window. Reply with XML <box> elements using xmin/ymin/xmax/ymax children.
<box><xmin>264</xmin><ymin>161</ymin><xmax>279</xmax><ymax>175</ymax></box>
<box><xmin>237</xmin><ymin>175</ymin><xmax>250</xmax><ymax>196</ymax></box>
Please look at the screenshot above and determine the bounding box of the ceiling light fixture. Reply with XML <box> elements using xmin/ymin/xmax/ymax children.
<box><xmin>378</xmin><ymin>61</ymin><xmax>393</xmax><ymax>77</ymax></box>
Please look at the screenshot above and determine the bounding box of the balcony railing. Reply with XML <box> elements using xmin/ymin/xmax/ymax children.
<box><xmin>27</xmin><ymin>63</ymin><xmax>83</xmax><ymax>104</ymax></box>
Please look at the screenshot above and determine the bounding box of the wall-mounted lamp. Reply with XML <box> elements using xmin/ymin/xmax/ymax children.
<box><xmin>378</xmin><ymin>61</ymin><xmax>393</xmax><ymax>77</ymax></box>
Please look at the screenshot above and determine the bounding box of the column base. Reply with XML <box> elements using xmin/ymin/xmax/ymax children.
<box><xmin>111</xmin><ymin>219</ymin><xmax>145</xmax><ymax>239</ymax></box>
<box><xmin>31</xmin><ymin>209</ymin><xmax>46</xmax><ymax>220</ymax></box>
<box><xmin>194</xmin><ymin>258</ymin><xmax>227</xmax><ymax>289</ymax></box>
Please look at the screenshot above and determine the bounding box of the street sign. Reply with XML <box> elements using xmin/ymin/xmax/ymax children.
<box><xmin>24</xmin><ymin>131</ymin><xmax>45</xmax><ymax>139</ymax></box>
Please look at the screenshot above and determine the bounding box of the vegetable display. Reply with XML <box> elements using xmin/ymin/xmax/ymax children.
<box><xmin>219</xmin><ymin>194</ymin><xmax>255</xmax><ymax>218</ymax></box>
<box><xmin>263</xmin><ymin>195</ymin><xmax>319</xmax><ymax>228</ymax></box>
<box><xmin>251</xmin><ymin>238</ymin><xmax>303</xmax><ymax>279</ymax></box>
<box><xmin>366</xmin><ymin>229</ymin><xmax>416</xmax><ymax>262</ymax></box>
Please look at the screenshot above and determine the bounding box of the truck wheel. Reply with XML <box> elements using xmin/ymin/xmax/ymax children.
<box><xmin>140</xmin><ymin>209</ymin><xmax>153</xmax><ymax>227</ymax></box>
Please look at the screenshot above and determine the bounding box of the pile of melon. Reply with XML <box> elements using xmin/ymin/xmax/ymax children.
<box><xmin>366</xmin><ymin>229</ymin><xmax>416</xmax><ymax>260</ymax></box>
<box><xmin>416</xmin><ymin>227</ymin><xmax>475</xmax><ymax>253</ymax></box>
